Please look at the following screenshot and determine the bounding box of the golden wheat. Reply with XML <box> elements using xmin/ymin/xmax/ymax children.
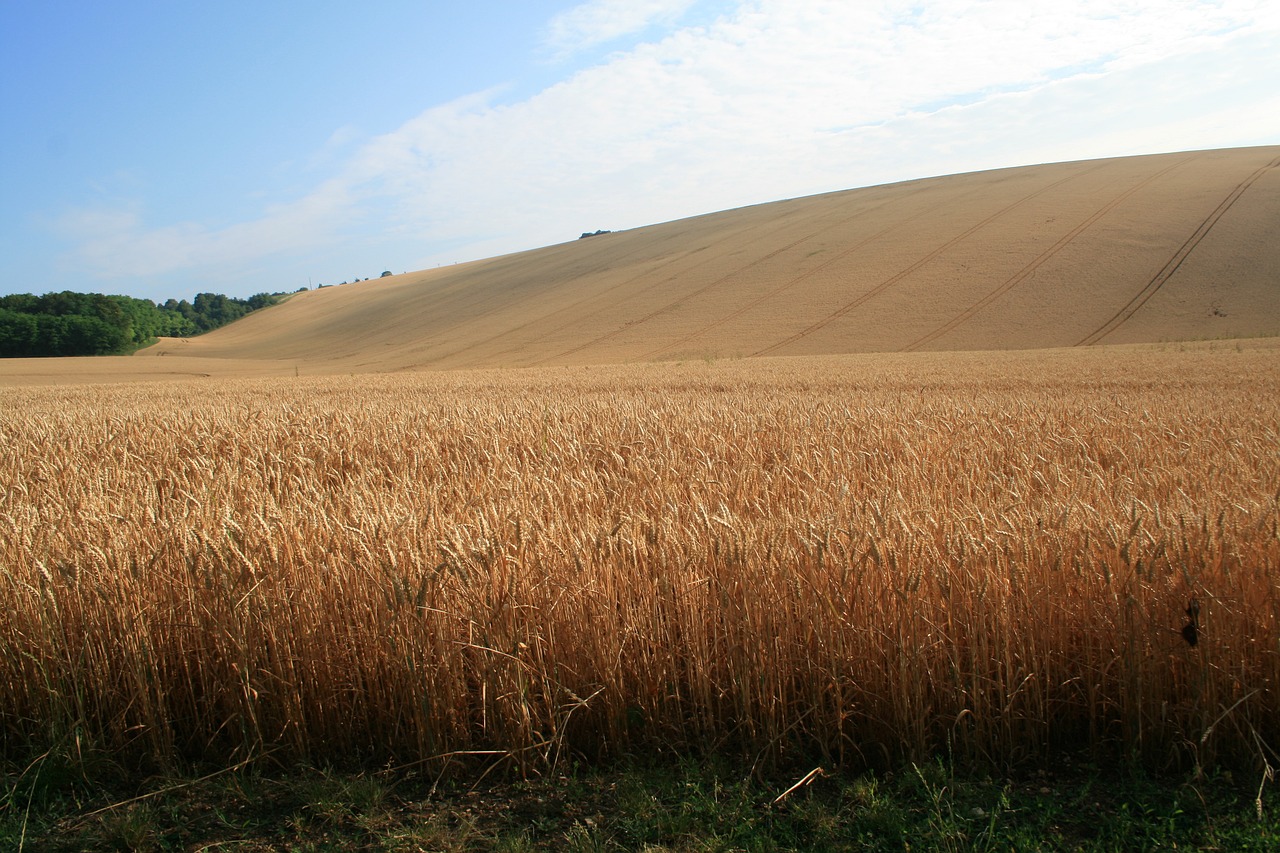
<box><xmin>1</xmin><ymin>346</ymin><xmax>1277</xmax><ymax>776</ymax></box>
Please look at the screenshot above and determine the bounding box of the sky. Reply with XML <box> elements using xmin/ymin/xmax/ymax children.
<box><xmin>2</xmin><ymin>1</ymin><xmax>1278</xmax><ymax>303</ymax></box>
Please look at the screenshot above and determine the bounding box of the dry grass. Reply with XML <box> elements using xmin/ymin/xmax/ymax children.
<box><xmin>2</xmin><ymin>346</ymin><xmax>1277</xmax><ymax>779</ymax></box>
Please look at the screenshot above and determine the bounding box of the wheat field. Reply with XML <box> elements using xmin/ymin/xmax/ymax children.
<box><xmin>125</xmin><ymin>146</ymin><xmax>1279</xmax><ymax>374</ymax></box>
<box><xmin>2</xmin><ymin>344</ymin><xmax>1278</xmax><ymax>777</ymax></box>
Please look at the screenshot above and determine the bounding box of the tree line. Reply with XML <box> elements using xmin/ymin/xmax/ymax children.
<box><xmin>0</xmin><ymin>290</ymin><xmax>281</xmax><ymax>358</ymax></box>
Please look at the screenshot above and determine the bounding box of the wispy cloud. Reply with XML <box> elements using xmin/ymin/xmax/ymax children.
<box><xmin>544</xmin><ymin>0</ymin><xmax>698</xmax><ymax>57</ymax></box>
<box><xmin>57</xmin><ymin>178</ymin><xmax>355</xmax><ymax>282</ymax></box>
<box><xmin>53</xmin><ymin>1</ymin><xmax>1280</xmax><ymax>294</ymax></box>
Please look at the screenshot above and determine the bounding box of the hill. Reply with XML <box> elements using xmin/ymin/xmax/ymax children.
<box><xmin>7</xmin><ymin>145</ymin><xmax>1279</xmax><ymax>382</ymax></box>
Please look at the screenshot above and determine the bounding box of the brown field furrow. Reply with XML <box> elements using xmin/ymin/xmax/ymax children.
<box><xmin>570</xmin><ymin>163</ymin><xmax>1089</xmax><ymax>362</ymax></box>
<box><xmin>524</xmin><ymin>188</ymin><xmax>904</xmax><ymax>366</ymax></box>
<box><xmin>405</xmin><ymin>193</ymin><xmax>853</xmax><ymax>368</ymax></box>
<box><xmin>636</xmin><ymin>183</ymin><xmax>944</xmax><ymax>361</ymax></box>
<box><xmin>432</xmin><ymin>242</ymin><xmax>717</xmax><ymax>367</ymax></box>
<box><xmin>751</xmin><ymin>160</ymin><xmax>1115</xmax><ymax>356</ymax></box>
<box><xmin>413</xmin><ymin>224</ymin><xmax>722</xmax><ymax>367</ymax></box>
<box><xmin>904</xmin><ymin>154</ymin><xmax>1196</xmax><ymax>351</ymax></box>
<box><xmin>471</xmin><ymin>214</ymin><xmax>786</xmax><ymax>367</ymax></box>
<box><xmin>1078</xmin><ymin>153</ymin><xmax>1280</xmax><ymax>347</ymax></box>
<box><xmin>539</xmin><ymin>183</ymin><xmax>941</xmax><ymax>365</ymax></box>
<box><xmin>535</xmin><ymin>232</ymin><xmax>825</xmax><ymax>364</ymax></box>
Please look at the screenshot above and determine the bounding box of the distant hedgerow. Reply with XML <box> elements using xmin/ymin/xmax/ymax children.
<box><xmin>0</xmin><ymin>289</ymin><xmax>282</xmax><ymax>357</ymax></box>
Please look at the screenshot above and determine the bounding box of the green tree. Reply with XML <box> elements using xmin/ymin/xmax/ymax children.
<box><xmin>0</xmin><ymin>308</ymin><xmax>40</xmax><ymax>356</ymax></box>
<box><xmin>1</xmin><ymin>289</ymin><xmax>281</xmax><ymax>357</ymax></box>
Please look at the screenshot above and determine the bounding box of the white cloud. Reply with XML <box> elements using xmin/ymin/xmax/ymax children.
<box><xmin>391</xmin><ymin>0</ymin><xmax>1280</xmax><ymax>253</ymax></box>
<box><xmin>544</xmin><ymin>0</ymin><xmax>698</xmax><ymax>57</ymax></box>
<box><xmin>53</xmin><ymin>1</ymin><xmax>1280</xmax><ymax>292</ymax></box>
<box><xmin>57</xmin><ymin>176</ymin><xmax>355</xmax><ymax>281</ymax></box>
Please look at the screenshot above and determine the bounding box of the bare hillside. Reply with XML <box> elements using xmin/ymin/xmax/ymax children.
<box><xmin>81</xmin><ymin>146</ymin><xmax>1280</xmax><ymax>373</ymax></box>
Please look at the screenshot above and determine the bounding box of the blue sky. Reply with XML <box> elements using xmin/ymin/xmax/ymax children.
<box><xmin>2</xmin><ymin>0</ymin><xmax>1277</xmax><ymax>303</ymax></box>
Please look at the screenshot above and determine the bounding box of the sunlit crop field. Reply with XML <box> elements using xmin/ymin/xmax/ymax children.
<box><xmin>2</xmin><ymin>346</ymin><xmax>1278</xmax><ymax>777</ymax></box>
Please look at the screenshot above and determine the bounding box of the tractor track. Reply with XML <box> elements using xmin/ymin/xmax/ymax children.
<box><xmin>1075</xmin><ymin>153</ymin><xmax>1280</xmax><ymax>347</ymax></box>
<box><xmin>415</xmin><ymin>229</ymin><xmax>692</xmax><ymax>366</ymax></box>
<box><xmin>903</xmin><ymin>154</ymin><xmax>1197</xmax><ymax>351</ymax></box>
<box><xmin>533</xmin><ymin>194</ymin><xmax>900</xmax><ymax>365</ymax></box>
<box><xmin>637</xmin><ymin>185</ymin><xmax>940</xmax><ymax>361</ymax></box>
<box><xmin>751</xmin><ymin>162</ymin><xmax>1107</xmax><ymax>357</ymax></box>
<box><xmin>524</xmin><ymin>220</ymin><xmax>814</xmax><ymax>363</ymax></box>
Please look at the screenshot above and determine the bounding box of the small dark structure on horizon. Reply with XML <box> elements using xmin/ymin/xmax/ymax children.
<box><xmin>579</xmin><ymin>229</ymin><xmax>611</xmax><ymax>239</ymax></box>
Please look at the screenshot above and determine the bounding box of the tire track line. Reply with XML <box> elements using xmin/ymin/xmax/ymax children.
<box><xmin>752</xmin><ymin>163</ymin><xmax>1106</xmax><ymax>357</ymax></box>
<box><xmin>1077</xmin><ymin>153</ymin><xmax>1280</xmax><ymax>347</ymax></box>
<box><xmin>637</xmin><ymin>186</ymin><xmax>940</xmax><ymax>361</ymax></box>
<box><xmin>904</xmin><ymin>155</ymin><xmax>1196</xmax><ymax>351</ymax></box>
<box><xmin>535</xmin><ymin>204</ymin><xmax>872</xmax><ymax>365</ymax></box>
<box><xmin>433</xmin><ymin>236</ymin><xmax>704</xmax><ymax>366</ymax></box>
<box><xmin>419</xmin><ymin>232</ymin><xmax>693</xmax><ymax>366</ymax></box>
